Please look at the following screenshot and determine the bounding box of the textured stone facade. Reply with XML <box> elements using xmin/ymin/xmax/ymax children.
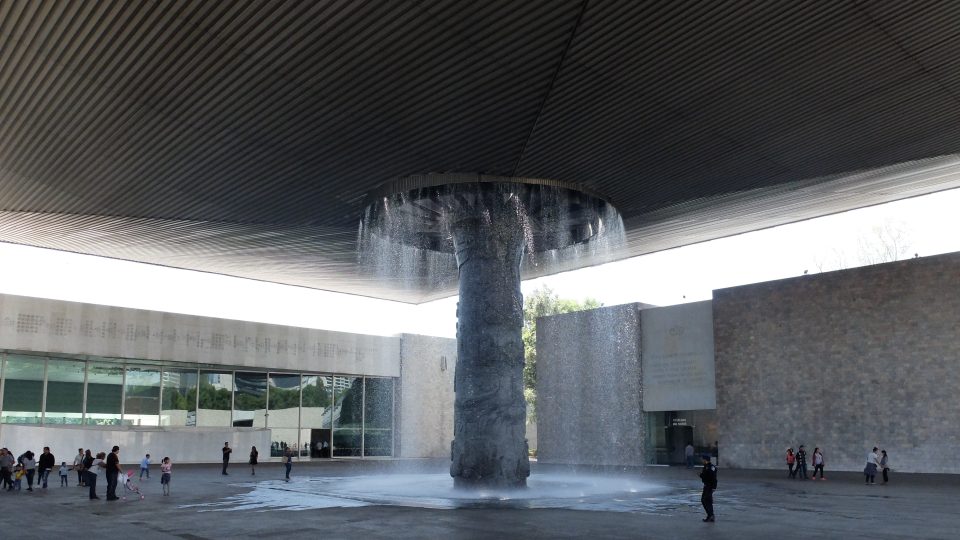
<box><xmin>537</xmin><ymin>303</ymin><xmax>644</xmax><ymax>466</ymax></box>
<box><xmin>714</xmin><ymin>252</ymin><xmax>960</xmax><ymax>473</ymax></box>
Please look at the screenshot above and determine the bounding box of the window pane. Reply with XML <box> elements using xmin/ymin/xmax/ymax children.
<box><xmin>363</xmin><ymin>377</ymin><xmax>394</xmax><ymax>457</ymax></box>
<box><xmin>45</xmin><ymin>359</ymin><xmax>85</xmax><ymax>425</ymax></box>
<box><xmin>161</xmin><ymin>369</ymin><xmax>198</xmax><ymax>426</ymax></box>
<box><xmin>233</xmin><ymin>372</ymin><xmax>267</xmax><ymax>428</ymax></box>
<box><xmin>125</xmin><ymin>367</ymin><xmax>160</xmax><ymax>426</ymax></box>
<box><xmin>197</xmin><ymin>371</ymin><xmax>233</xmax><ymax>427</ymax></box>
<box><xmin>1</xmin><ymin>355</ymin><xmax>44</xmax><ymax>424</ymax></box>
<box><xmin>332</xmin><ymin>376</ymin><xmax>362</xmax><ymax>456</ymax></box>
<box><xmin>268</xmin><ymin>373</ymin><xmax>301</xmax><ymax>458</ymax></box>
<box><xmin>301</xmin><ymin>375</ymin><xmax>333</xmax><ymax>458</ymax></box>
<box><xmin>85</xmin><ymin>363</ymin><xmax>124</xmax><ymax>425</ymax></box>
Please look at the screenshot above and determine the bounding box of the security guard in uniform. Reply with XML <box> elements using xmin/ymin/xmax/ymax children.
<box><xmin>699</xmin><ymin>453</ymin><xmax>718</xmax><ymax>522</ymax></box>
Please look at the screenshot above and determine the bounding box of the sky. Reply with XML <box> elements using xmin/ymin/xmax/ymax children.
<box><xmin>1</xmin><ymin>187</ymin><xmax>959</xmax><ymax>339</ymax></box>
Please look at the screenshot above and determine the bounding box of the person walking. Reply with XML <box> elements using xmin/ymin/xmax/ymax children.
<box><xmin>22</xmin><ymin>451</ymin><xmax>36</xmax><ymax>491</ymax></box>
<box><xmin>105</xmin><ymin>446</ymin><xmax>121</xmax><ymax>501</ymax></box>
<box><xmin>880</xmin><ymin>450</ymin><xmax>891</xmax><ymax>484</ymax></box>
<box><xmin>685</xmin><ymin>443</ymin><xmax>695</xmax><ymax>468</ymax></box>
<box><xmin>796</xmin><ymin>445</ymin><xmax>809</xmax><ymax>480</ymax></box>
<box><xmin>283</xmin><ymin>447</ymin><xmax>293</xmax><ymax>482</ymax></box>
<box><xmin>249</xmin><ymin>446</ymin><xmax>259</xmax><ymax>476</ymax></box>
<box><xmin>38</xmin><ymin>446</ymin><xmax>55</xmax><ymax>488</ymax></box>
<box><xmin>160</xmin><ymin>457</ymin><xmax>172</xmax><ymax>496</ymax></box>
<box><xmin>87</xmin><ymin>452</ymin><xmax>105</xmax><ymax>500</ymax></box>
<box><xmin>811</xmin><ymin>447</ymin><xmax>825</xmax><ymax>480</ymax></box>
<box><xmin>73</xmin><ymin>448</ymin><xmax>86</xmax><ymax>487</ymax></box>
<box><xmin>785</xmin><ymin>447</ymin><xmax>796</xmax><ymax>479</ymax></box>
<box><xmin>699</xmin><ymin>454</ymin><xmax>718</xmax><ymax>522</ymax></box>
<box><xmin>864</xmin><ymin>447</ymin><xmax>880</xmax><ymax>485</ymax></box>
<box><xmin>222</xmin><ymin>442</ymin><xmax>232</xmax><ymax>475</ymax></box>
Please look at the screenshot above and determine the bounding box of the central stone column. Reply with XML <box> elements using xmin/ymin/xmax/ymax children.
<box><xmin>449</xmin><ymin>186</ymin><xmax>530</xmax><ymax>488</ymax></box>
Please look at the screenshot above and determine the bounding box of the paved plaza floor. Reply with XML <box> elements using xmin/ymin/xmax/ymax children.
<box><xmin>0</xmin><ymin>459</ymin><xmax>956</xmax><ymax>539</ymax></box>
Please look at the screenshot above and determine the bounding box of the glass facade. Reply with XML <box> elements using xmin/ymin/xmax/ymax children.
<box><xmin>645</xmin><ymin>410</ymin><xmax>719</xmax><ymax>465</ymax></box>
<box><xmin>0</xmin><ymin>351</ymin><xmax>397</xmax><ymax>459</ymax></box>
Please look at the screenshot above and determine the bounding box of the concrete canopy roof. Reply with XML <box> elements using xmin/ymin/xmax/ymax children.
<box><xmin>2</xmin><ymin>1</ymin><xmax>960</xmax><ymax>303</ymax></box>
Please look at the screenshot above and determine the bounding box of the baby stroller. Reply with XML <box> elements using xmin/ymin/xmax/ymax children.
<box><xmin>120</xmin><ymin>470</ymin><xmax>145</xmax><ymax>500</ymax></box>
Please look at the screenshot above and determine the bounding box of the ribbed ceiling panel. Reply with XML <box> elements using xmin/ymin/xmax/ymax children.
<box><xmin>2</xmin><ymin>1</ymin><xmax>960</xmax><ymax>302</ymax></box>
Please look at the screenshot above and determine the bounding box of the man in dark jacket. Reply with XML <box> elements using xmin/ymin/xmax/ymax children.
<box><xmin>105</xmin><ymin>445</ymin><xmax>121</xmax><ymax>501</ymax></box>
<box><xmin>699</xmin><ymin>454</ymin><xmax>718</xmax><ymax>522</ymax></box>
<box><xmin>796</xmin><ymin>444</ymin><xmax>809</xmax><ymax>479</ymax></box>
<box><xmin>38</xmin><ymin>447</ymin><xmax>55</xmax><ymax>489</ymax></box>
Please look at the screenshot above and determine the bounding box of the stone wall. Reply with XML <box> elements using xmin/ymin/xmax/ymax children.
<box><xmin>714</xmin><ymin>252</ymin><xmax>960</xmax><ymax>473</ymax></box>
<box><xmin>536</xmin><ymin>303</ymin><xmax>643</xmax><ymax>466</ymax></box>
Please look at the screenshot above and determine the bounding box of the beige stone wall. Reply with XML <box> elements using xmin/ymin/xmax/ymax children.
<box><xmin>714</xmin><ymin>252</ymin><xmax>960</xmax><ymax>473</ymax></box>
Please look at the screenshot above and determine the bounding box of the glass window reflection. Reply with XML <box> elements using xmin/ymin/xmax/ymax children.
<box><xmin>332</xmin><ymin>376</ymin><xmax>363</xmax><ymax>456</ymax></box>
<box><xmin>1</xmin><ymin>355</ymin><xmax>45</xmax><ymax>424</ymax></box>
<box><xmin>161</xmin><ymin>369</ymin><xmax>198</xmax><ymax>426</ymax></box>
<box><xmin>197</xmin><ymin>371</ymin><xmax>233</xmax><ymax>427</ymax></box>
<box><xmin>45</xmin><ymin>358</ymin><xmax>85</xmax><ymax>425</ymax></box>
<box><xmin>301</xmin><ymin>375</ymin><xmax>333</xmax><ymax>458</ymax></box>
<box><xmin>268</xmin><ymin>373</ymin><xmax>301</xmax><ymax>457</ymax></box>
<box><xmin>233</xmin><ymin>372</ymin><xmax>267</xmax><ymax>428</ymax></box>
<box><xmin>85</xmin><ymin>363</ymin><xmax>124</xmax><ymax>425</ymax></box>
<box><xmin>124</xmin><ymin>367</ymin><xmax>160</xmax><ymax>426</ymax></box>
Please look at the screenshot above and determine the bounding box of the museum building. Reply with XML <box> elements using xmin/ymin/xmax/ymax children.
<box><xmin>0</xmin><ymin>293</ymin><xmax>455</xmax><ymax>463</ymax></box>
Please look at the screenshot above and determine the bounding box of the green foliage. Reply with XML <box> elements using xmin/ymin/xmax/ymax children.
<box><xmin>522</xmin><ymin>285</ymin><xmax>601</xmax><ymax>418</ymax></box>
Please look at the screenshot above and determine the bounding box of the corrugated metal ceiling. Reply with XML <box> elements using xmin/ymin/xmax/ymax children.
<box><xmin>1</xmin><ymin>0</ymin><xmax>959</xmax><ymax>302</ymax></box>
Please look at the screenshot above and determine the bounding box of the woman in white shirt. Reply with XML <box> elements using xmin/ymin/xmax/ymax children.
<box><xmin>88</xmin><ymin>452</ymin><xmax>105</xmax><ymax>500</ymax></box>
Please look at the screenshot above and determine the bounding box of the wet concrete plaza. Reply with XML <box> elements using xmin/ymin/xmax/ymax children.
<box><xmin>1</xmin><ymin>459</ymin><xmax>957</xmax><ymax>539</ymax></box>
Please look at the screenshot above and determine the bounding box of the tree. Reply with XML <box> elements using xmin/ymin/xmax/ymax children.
<box><xmin>522</xmin><ymin>285</ymin><xmax>601</xmax><ymax>420</ymax></box>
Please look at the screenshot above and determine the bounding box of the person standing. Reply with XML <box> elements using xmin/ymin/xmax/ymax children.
<box><xmin>283</xmin><ymin>447</ymin><xmax>293</xmax><ymax>482</ymax></box>
<box><xmin>811</xmin><ymin>447</ymin><xmax>825</xmax><ymax>480</ymax></box>
<box><xmin>864</xmin><ymin>447</ymin><xmax>880</xmax><ymax>485</ymax></box>
<box><xmin>140</xmin><ymin>454</ymin><xmax>151</xmax><ymax>480</ymax></box>
<box><xmin>87</xmin><ymin>452</ymin><xmax>104</xmax><ymax>500</ymax></box>
<box><xmin>73</xmin><ymin>448</ymin><xmax>86</xmax><ymax>487</ymax></box>
<box><xmin>880</xmin><ymin>450</ymin><xmax>890</xmax><ymax>484</ymax></box>
<box><xmin>105</xmin><ymin>445</ymin><xmax>121</xmax><ymax>501</ymax></box>
<box><xmin>22</xmin><ymin>451</ymin><xmax>36</xmax><ymax>491</ymax></box>
<box><xmin>221</xmin><ymin>442</ymin><xmax>232</xmax><ymax>475</ymax></box>
<box><xmin>59</xmin><ymin>461</ymin><xmax>70</xmax><ymax>487</ymax></box>
<box><xmin>0</xmin><ymin>448</ymin><xmax>15</xmax><ymax>490</ymax></box>
<box><xmin>160</xmin><ymin>457</ymin><xmax>172</xmax><ymax>496</ymax></box>
<box><xmin>785</xmin><ymin>448</ymin><xmax>796</xmax><ymax>479</ymax></box>
<box><xmin>249</xmin><ymin>446</ymin><xmax>259</xmax><ymax>476</ymax></box>
<box><xmin>699</xmin><ymin>454</ymin><xmax>718</xmax><ymax>522</ymax></box>
<box><xmin>685</xmin><ymin>443</ymin><xmax>695</xmax><ymax>468</ymax></box>
<box><xmin>38</xmin><ymin>446</ymin><xmax>55</xmax><ymax>488</ymax></box>
<box><xmin>796</xmin><ymin>445</ymin><xmax>809</xmax><ymax>480</ymax></box>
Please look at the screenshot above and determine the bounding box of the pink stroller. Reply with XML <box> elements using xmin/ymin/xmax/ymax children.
<box><xmin>120</xmin><ymin>470</ymin><xmax>145</xmax><ymax>500</ymax></box>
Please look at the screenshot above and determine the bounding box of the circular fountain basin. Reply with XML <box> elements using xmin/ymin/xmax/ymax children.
<box><xmin>182</xmin><ymin>473</ymin><xmax>693</xmax><ymax>514</ymax></box>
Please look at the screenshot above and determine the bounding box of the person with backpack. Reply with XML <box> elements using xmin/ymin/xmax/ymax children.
<box><xmin>699</xmin><ymin>454</ymin><xmax>718</xmax><ymax>522</ymax></box>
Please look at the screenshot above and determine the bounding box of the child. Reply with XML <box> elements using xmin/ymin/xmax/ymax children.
<box><xmin>160</xmin><ymin>457</ymin><xmax>171</xmax><ymax>496</ymax></box>
<box><xmin>140</xmin><ymin>454</ymin><xmax>151</xmax><ymax>480</ymax></box>
<box><xmin>59</xmin><ymin>461</ymin><xmax>69</xmax><ymax>487</ymax></box>
<box><xmin>13</xmin><ymin>464</ymin><xmax>23</xmax><ymax>491</ymax></box>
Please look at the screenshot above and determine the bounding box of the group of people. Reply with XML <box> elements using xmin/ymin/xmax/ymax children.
<box><xmin>785</xmin><ymin>445</ymin><xmax>891</xmax><ymax>484</ymax></box>
<box><xmin>0</xmin><ymin>447</ymin><xmax>58</xmax><ymax>491</ymax></box>
<box><xmin>784</xmin><ymin>445</ymin><xmax>825</xmax><ymax>480</ymax></box>
<box><xmin>234</xmin><ymin>443</ymin><xmax>294</xmax><ymax>482</ymax></box>
<box><xmin>864</xmin><ymin>447</ymin><xmax>891</xmax><ymax>485</ymax></box>
<box><xmin>0</xmin><ymin>445</ymin><xmax>172</xmax><ymax>499</ymax></box>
